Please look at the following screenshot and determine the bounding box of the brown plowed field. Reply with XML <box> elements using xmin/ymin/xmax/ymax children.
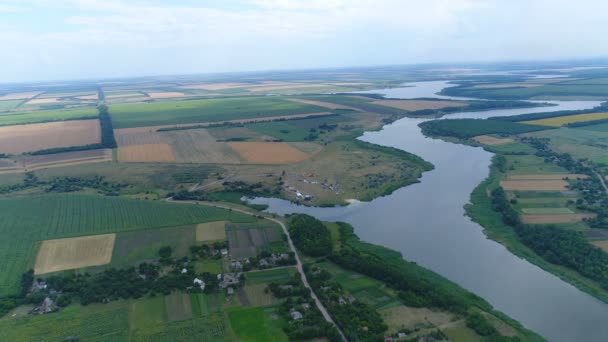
<box><xmin>115</xmin><ymin>130</ymin><xmax>168</xmax><ymax>147</ymax></box>
<box><xmin>0</xmin><ymin>120</ymin><xmax>100</xmax><ymax>154</ymax></box>
<box><xmin>500</xmin><ymin>180</ymin><xmax>568</xmax><ymax>191</ymax></box>
<box><xmin>35</xmin><ymin>234</ymin><xmax>116</xmax><ymax>274</ymax></box>
<box><xmin>372</xmin><ymin>99</ymin><xmax>466</xmax><ymax>111</ymax></box>
<box><xmin>473</xmin><ymin>135</ymin><xmax>514</xmax><ymax>145</ymax></box>
<box><xmin>117</xmin><ymin>143</ymin><xmax>176</xmax><ymax>162</ymax></box>
<box><xmin>521</xmin><ymin>213</ymin><xmax>595</xmax><ymax>224</ymax></box>
<box><xmin>228</xmin><ymin>142</ymin><xmax>311</xmax><ymax>164</ymax></box>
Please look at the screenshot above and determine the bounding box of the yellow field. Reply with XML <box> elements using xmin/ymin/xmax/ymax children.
<box><xmin>500</xmin><ymin>179</ymin><xmax>568</xmax><ymax>191</ymax></box>
<box><xmin>473</xmin><ymin>135</ymin><xmax>514</xmax><ymax>145</ymax></box>
<box><xmin>117</xmin><ymin>143</ymin><xmax>176</xmax><ymax>162</ymax></box>
<box><xmin>196</xmin><ymin>221</ymin><xmax>227</xmax><ymax>241</ymax></box>
<box><xmin>35</xmin><ymin>234</ymin><xmax>116</xmax><ymax>274</ymax></box>
<box><xmin>521</xmin><ymin>213</ymin><xmax>595</xmax><ymax>224</ymax></box>
<box><xmin>228</xmin><ymin>142</ymin><xmax>311</xmax><ymax>164</ymax></box>
<box><xmin>521</xmin><ymin>112</ymin><xmax>608</xmax><ymax>127</ymax></box>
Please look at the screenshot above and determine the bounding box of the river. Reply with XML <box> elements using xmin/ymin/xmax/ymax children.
<box><xmin>249</xmin><ymin>81</ymin><xmax>608</xmax><ymax>341</ymax></box>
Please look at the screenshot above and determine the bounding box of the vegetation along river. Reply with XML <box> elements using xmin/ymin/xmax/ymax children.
<box><xmin>250</xmin><ymin>80</ymin><xmax>608</xmax><ymax>341</ymax></box>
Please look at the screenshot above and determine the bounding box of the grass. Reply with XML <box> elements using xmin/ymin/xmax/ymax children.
<box><xmin>522</xmin><ymin>112</ymin><xmax>608</xmax><ymax>127</ymax></box>
<box><xmin>0</xmin><ymin>100</ymin><xmax>22</xmax><ymax>112</ymax></box>
<box><xmin>504</xmin><ymin>154</ymin><xmax>567</xmax><ymax>174</ymax></box>
<box><xmin>525</xmin><ymin>127</ymin><xmax>608</xmax><ymax>164</ymax></box>
<box><xmin>228</xmin><ymin>307</ymin><xmax>288</xmax><ymax>342</ymax></box>
<box><xmin>0</xmin><ymin>300</ymin><xmax>130</xmax><ymax>342</ymax></box>
<box><xmin>109</xmin><ymin>97</ymin><xmax>326</xmax><ymax>128</ymax></box>
<box><xmin>130</xmin><ymin>296</ymin><xmax>167</xmax><ymax>331</ymax></box>
<box><xmin>0</xmin><ymin>194</ymin><xmax>253</xmax><ymax>295</ymax></box>
<box><xmin>195</xmin><ymin>258</ymin><xmax>223</xmax><ymax>274</ymax></box>
<box><xmin>0</xmin><ymin>107</ymin><xmax>98</xmax><ymax>126</ymax></box>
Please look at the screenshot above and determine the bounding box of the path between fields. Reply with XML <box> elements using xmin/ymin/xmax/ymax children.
<box><xmin>165</xmin><ymin>198</ymin><xmax>346</xmax><ymax>341</ymax></box>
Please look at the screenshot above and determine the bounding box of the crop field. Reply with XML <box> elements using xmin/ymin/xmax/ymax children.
<box><xmin>226</xmin><ymin>223</ymin><xmax>283</xmax><ymax>258</ymax></box>
<box><xmin>109</xmin><ymin>97</ymin><xmax>325</xmax><ymax>129</ymax></box>
<box><xmin>0</xmin><ymin>300</ymin><xmax>130</xmax><ymax>341</ymax></box>
<box><xmin>505</xmin><ymin>174</ymin><xmax>587</xmax><ymax>180</ymax></box>
<box><xmin>0</xmin><ymin>91</ymin><xmax>44</xmax><ymax>101</ymax></box>
<box><xmin>179</xmin><ymin>82</ymin><xmax>251</xmax><ymax>90</ymax></box>
<box><xmin>473</xmin><ymin>135</ymin><xmax>514</xmax><ymax>145</ymax></box>
<box><xmin>500</xmin><ymin>179</ymin><xmax>568</xmax><ymax>191</ymax></box>
<box><xmin>148</xmin><ymin>91</ymin><xmax>188</xmax><ymax>99</ymax></box>
<box><xmin>372</xmin><ymin>99</ymin><xmax>466</xmax><ymax>111</ymax></box>
<box><xmin>0</xmin><ymin>107</ymin><xmax>98</xmax><ymax>126</ymax></box>
<box><xmin>244</xmin><ymin>267</ymin><xmax>295</xmax><ymax>285</ymax></box>
<box><xmin>522</xmin><ymin>112</ymin><xmax>608</xmax><ymax>127</ymax></box>
<box><xmin>34</xmin><ymin>233</ymin><xmax>116</xmax><ymax>274</ymax></box>
<box><xmin>521</xmin><ymin>208</ymin><xmax>574</xmax><ymax>214</ymax></box>
<box><xmin>228</xmin><ymin>142</ymin><xmax>312</xmax><ymax>164</ymax></box>
<box><xmin>379</xmin><ymin>305</ymin><xmax>453</xmax><ymax>335</ymax></box>
<box><xmin>166</xmin><ymin>129</ymin><xmax>243</xmax><ymax>164</ymax></box>
<box><xmin>196</xmin><ymin>221</ymin><xmax>227</xmax><ymax>242</ymax></box>
<box><xmin>15</xmin><ymin>148</ymin><xmax>112</xmax><ymax>172</ymax></box>
<box><xmin>0</xmin><ymin>194</ymin><xmax>252</xmax><ymax>294</ymax></box>
<box><xmin>0</xmin><ymin>100</ymin><xmax>22</xmax><ymax>111</ymax></box>
<box><xmin>521</xmin><ymin>213</ymin><xmax>595</xmax><ymax>224</ymax></box>
<box><xmin>115</xmin><ymin>129</ymin><xmax>168</xmax><ymax>146</ymax></box>
<box><xmin>504</xmin><ymin>155</ymin><xmax>568</xmax><ymax>174</ymax></box>
<box><xmin>444</xmin><ymin>83</ymin><xmax>608</xmax><ymax>100</ymax></box>
<box><xmin>165</xmin><ymin>293</ymin><xmax>193</xmax><ymax>322</ymax></box>
<box><xmin>287</xmin><ymin>98</ymin><xmax>362</xmax><ymax>110</ymax></box>
<box><xmin>243</xmin><ymin>283</ymin><xmax>278</xmax><ymax>307</ymax></box>
<box><xmin>195</xmin><ymin>258</ymin><xmax>223</xmax><ymax>274</ymax></box>
<box><xmin>228</xmin><ymin>307</ymin><xmax>287</xmax><ymax>342</ymax></box>
<box><xmin>117</xmin><ymin>143</ymin><xmax>176</xmax><ymax>162</ymax></box>
<box><xmin>111</xmin><ymin>225</ymin><xmax>196</xmax><ymax>268</ymax></box>
<box><xmin>0</xmin><ymin>119</ymin><xmax>101</xmax><ymax>154</ymax></box>
<box><xmin>525</xmin><ymin>127</ymin><xmax>608</xmax><ymax>164</ymax></box>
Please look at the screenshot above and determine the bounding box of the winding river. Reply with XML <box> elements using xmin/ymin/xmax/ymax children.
<box><xmin>250</xmin><ymin>80</ymin><xmax>608</xmax><ymax>341</ymax></box>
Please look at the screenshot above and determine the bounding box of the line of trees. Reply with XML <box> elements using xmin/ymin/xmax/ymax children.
<box><xmin>98</xmin><ymin>104</ymin><xmax>116</xmax><ymax>148</ymax></box>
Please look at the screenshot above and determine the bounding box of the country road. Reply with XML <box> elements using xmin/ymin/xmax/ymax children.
<box><xmin>166</xmin><ymin>198</ymin><xmax>346</xmax><ymax>341</ymax></box>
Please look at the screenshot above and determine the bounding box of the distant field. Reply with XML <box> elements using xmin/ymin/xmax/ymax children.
<box><xmin>500</xmin><ymin>179</ymin><xmax>568</xmax><ymax>191</ymax></box>
<box><xmin>166</xmin><ymin>129</ymin><xmax>243</xmax><ymax>164</ymax></box>
<box><xmin>0</xmin><ymin>194</ymin><xmax>252</xmax><ymax>294</ymax></box>
<box><xmin>504</xmin><ymin>155</ymin><xmax>568</xmax><ymax>174</ymax></box>
<box><xmin>0</xmin><ymin>119</ymin><xmax>100</xmax><ymax>154</ymax></box>
<box><xmin>287</xmin><ymin>98</ymin><xmax>362</xmax><ymax>110</ymax></box>
<box><xmin>0</xmin><ymin>91</ymin><xmax>44</xmax><ymax>101</ymax></box>
<box><xmin>525</xmin><ymin>127</ymin><xmax>608</xmax><ymax>164</ymax></box>
<box><xmin>0</xmin><ymin>100</ymin><xmax>22</xmax><ymax>111</ymax></box>
<box><xmin>0</xmin><ymin>107</ymin><xmax>97</xmax><ymax>126</ymax></box>
<box><xmin>34</xmin><ymin>234</ymin><xmax>115</xmax><ymax>274</ymax></box>
<box><xmin>117</xmin><ymin>143</ymin><xmax>176</xmax><ymax>162</ymax></box>
<box><xmin>228</xmin><ymin>307</ymin><xmax>287</xmax><ymax>342</ymax></box>
<box><xmin>372</xmin><ymin>99</ymin><xmax>466</xmax><ymax>111</ymax></box>
<box><xmin>228</xmin><ymin>142</ymin><xmax>313</xmax><ymax>164</ymax></box>
<box><xmin>521</xmin><ymin>213</ymin><xmax>595</xmax><ymax>224</ymax></box>
<box><xmin>109</xmin><ymin>97</ymin><xmax>326</xmax><ymax>128</ymax></box>
<box><xmin>0</xmin><ymin>149</ymin><xmax>112</xmax><ymax>174</ymax></box>
<box><xmin>522</xmin><ymin>112</ymin><xmax>608</xmax><ymax>127</ymax></box>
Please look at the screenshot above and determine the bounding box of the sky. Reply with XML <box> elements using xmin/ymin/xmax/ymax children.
<box><xmin>1</xmin><ymin>0</ymin><xmax>607</xmax><ymax>82</ymax></box>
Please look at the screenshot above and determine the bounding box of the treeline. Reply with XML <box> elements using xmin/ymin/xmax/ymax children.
<box><xmin>419</xmin><ymin>118</ymin><xmax>549</xmax><ymax>139</ymax></box>
<box><xmin>490</xmin><ymin>185</ymin><xmax>608</xmax><ymax>289</ymax></box>
<box><xmin>98</xmin><ymin>104</ymin><xmax>117</xmax><ymax>148</ymax></box>
<box><xmin>0</xmin><ymin>173</ymin><xmax>127</xmax><ymax>195</ymax></box>
<box><xmin>409</xmin><ymin>100</ymin><xmax>546</xmax><ymax>117</ymax></box>
<box><xmin>288</xmin><ymin>214</ymin><xmax>333</xmax><ymax>257</ymax></box>
<box><xmin>493</xmin><ymin>101</ymin><xmax>608</xmax><ymax>122</ymax></box>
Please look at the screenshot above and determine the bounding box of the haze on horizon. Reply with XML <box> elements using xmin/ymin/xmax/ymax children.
<box><xmin>1</xmin><ymin>0</ymin><xmax>607</xmax><ymax>83</ymax></box>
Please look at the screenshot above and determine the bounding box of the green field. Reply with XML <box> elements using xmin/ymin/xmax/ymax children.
<box><xmin>0</xmin><ymin>100</ymin><xmax>22</xmax><ymax>112</ymax></box>
<box><xmin>228</xmin><ymin>307</ymin><xmax>287</xmax><ymax>342</ymax></box>
<box><xmin>444</xmin><ymin>82</ymin><xmax>608</xmax><ymax>100</ymax></box>
<box><xmin>244</xmin><ymin>267</ymin><xmax>295</xmax><ymax>285</ymax></box>
<box><xmin>525</xmin><ymin>127</ymin><xmax>608</xmax><ymax>164</ymax></box>
<box><xmin>0</xmin><ymin>107</ymin><xmax>98</xmax><ymax>126</ymax></box>
<box><xmin>504</xmin><ymin>154</ymin><xmax>568</xmax><ymax>174</ymax></box>
<box><xmin>109</xmin><ymin>97</ymin><xmax>326</xmax><ymax>128</ymax></box>
<box><xmin>0</xmin><ymin>194</ymin><xmax>253</xmax><ymax>294</ymax></box>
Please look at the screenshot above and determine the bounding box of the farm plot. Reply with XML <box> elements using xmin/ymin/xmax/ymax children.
<box><xmin>0</xmin><ymin>107</ymin><xmax>98</xmax><ymax>126</ymax></box>
<box><xmin>109</xmin><ymin>97</ymin><xmax>326</xmax><ymax>129</ymax></box>
<box><xmin>372</xmin><ymin>99</ymin><xmax>467</xmax><ymax>111</ymax></box>
<box><xmin>228</xmin><ymin>142</ymin><xmax>312</xmax><ymax>164</ymax></box>
<box><xmin>525</xmin><ymin>127</ymin><xmax>608</xmax><ymax>164</ymax></box>
<box><xmin>196</xmin><ymin>221</ymin><xmax>227</xmax><ymax>242</ymax></box>
<box><xmin>228</xmin><ymin>307</ymin><xmax>288</xmax><ymax>342</ymax></box>
<box><xmin>506</xmin><ymin>174</ymin><xmax>588</xmax><ymax>180</ymax></box>
<box><xmin>117</xmin><ymin>143</ymin><xmax>176</xmax><ymax>162</ymax></box>
<box><xmin>379</xmin><ymin>305</ymin><xmax>454</xmax><ymax>335</ymax></box>
<box><xmin>287</xmin><ymin>98</ymin><xmax>362</xmax><ymax>111</ymax></box>
<box><xmin>114</xmin><ymin>129</ymin><xmax>168</xmax><ymax>146</ymax></box>
<box><xmin>15</xmin><ymin>148</ymin><xmax>112</xmax><ymax>172</ymax></box>
<box><xmin>179</xmin><ymin>82</ymin><xmax>251</xmax><ymax>91</ymax></box>
<box><xmin>521</xmin><ymin>208</ymin><xmax>574</xmax><ymax>214</ymax></box>
<box><xmin>0</xmin><ymin>119</ymin><xmax>101</xmax><ymax>154</ymax></box>
<box><xmin>521</xmin><ymin>213</ymin><xmax>595</xmax><ymax>224</ymax></box>
<box><xmin>0</xmin><ymin>100</ymin><xmax>22</xmax><ymax>112</ymax></box>
<box><xmin>500</xmin><ymin>179</ymin><xmax>568</xmax><ymax>191</ymax></box>
<box><xmin>243</xmin><ymin>283</ymin><xmax>278</xmax><ymax>307</ymax></box>
<box><xmin>165</xmin><ymin>293</ymin><xmax>193</xmax><ymax>322</ymax></box>
<box><xmin>522</xmin><ymin>112</ymin><xmax>608</xmax><ymax>127</ymax></box>
<box><xmin>166</xmin><ymin>129</ymin><xmax>243</xmax><ymax>164</ymax></box>
<box><xmin>0</xmin><ymin>194</ymin><xmax>253</xmax><ymax>294</ymax></box>
<box><xmin>34</xmin><ymin>234</ymin><xmax>116</xmax><ymax>274</ymax></box>
<box><xmin>473</xmin><ymin>135</ymin><xmax>514</xmax><ymax>145</ymax></box>
<box><xmin>226</xmin><ymin>223</ymin><xmax>283</xmax><ymax>259</ymax></box>
<box><xmin>148</xmin><ymin>91</ymin><xmax>188</xmax><ymax>99</ymax></box>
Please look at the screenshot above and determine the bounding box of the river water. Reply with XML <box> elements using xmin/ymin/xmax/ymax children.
<box><xmin>250</xmin><ymin>81</ymin><xmax>608</xmax><ymax>341</ymax></box>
